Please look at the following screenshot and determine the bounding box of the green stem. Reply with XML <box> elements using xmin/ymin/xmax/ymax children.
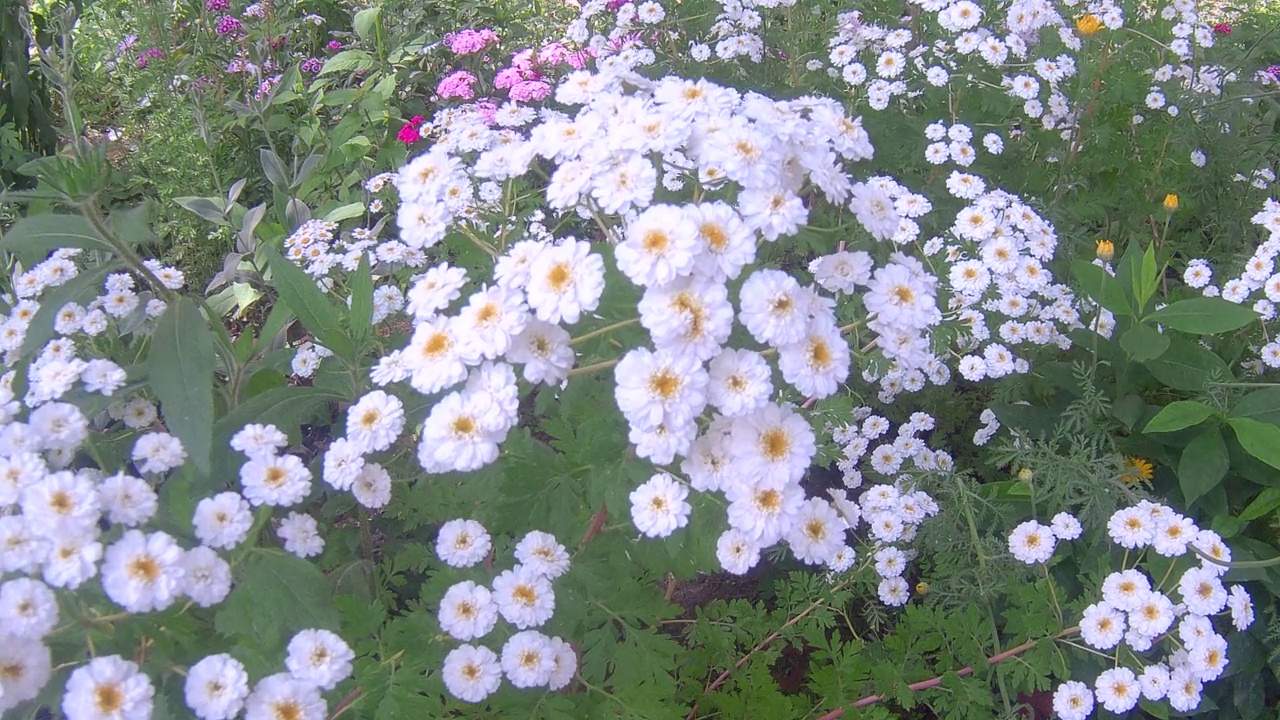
<box><xmin>569</xmin><ymin>317</ymin><xmax>639</xmax><ymax>346</ymax></box>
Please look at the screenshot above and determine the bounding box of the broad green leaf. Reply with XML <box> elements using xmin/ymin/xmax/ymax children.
<box><xmin>260</xmin><ymin>149</ymin><xmax>289</xmax><ymax>190</ymax></box>
<box><xmin>149</xmin><ymin>298</ymin><xmax>216</xmax><ymax>474</ymax></box>
<box><xmin>263</xmin><ymin>246</ymin><xmax>352</xmax><ymax>358</ymax></box>
<box><xmin>1119</xmin><ymin>323</ymin><xmax>1169</xmax><ymax>362</ymax></box>
<box><xmin>319</xmin><ymin>49</ymin><xmax>378</xmax><ymax>75</ymax></box>
<box><xmin>0</xmin><ymin>213</ymin><xmax>110</xmax><ymax>262</ymax></box>
<box><xmin>1138</xmin><ymin>241</ymin><xmax>1159</xmax><ymax>309</ymax></box>
<box><xmin>214</xmin><ymin>549</ymin><xmax>340</xmax><ymax>655</ymax></box>
<box><xmin>1227</xmin><ymin>417</ymin><xmax>1280</xmax><ymax>471</ymax></box>
<box><xmin>109</xmin><ymin>202</ymin><xmax>160</xmax><ymax>250</ymax></box>
<box><xmin>348</xmin><ymin>252</ymin><xmax>373</xmax><ymax>346</ymax></box>
<box><xmin>1240</xmin><ymin>487</ymin><xmax>1280</xmax><ymax>521</ymax></box>
<box><xmin>322</xmin><ymin>202</ymin><xmax>366</xmax><ymax>223</ymax></box>
<box><xmin>1146</xmin><ymin>298</ymin><xmax>1259</xmax><ymax>335</ymax></box>
<box><xmin>1231</xmin><ymin>387</ymin><xmax>1280</xmax><ymax>426</ymax></box>
<box><xmin>174</xmin><ymin>196</ymin><xmax>231</xmax><ymax>225</ymax></box>
<box><xmin>1179</xmin><ymin>429</ymin><xmax>1229</xmax><ymax>503</ymax></box>
<box><xmin>353</xmin><ymin>6</ymin><xmax>380</xmax><ymax>40</ymax></box>
<box><xmin>1142</xmin><ymin>337</ymin><xmax>1231</xmax><ymax>392</ymax></box>
<box><xmin>1071</xmin><ymin>259</ymin><xmax>1133</xmax><ymax>317</ymax></box>
<box><xmin>1144</xmin><ymin>400</ymin><xmax>1217</xmax><ymax>434</ymax></box>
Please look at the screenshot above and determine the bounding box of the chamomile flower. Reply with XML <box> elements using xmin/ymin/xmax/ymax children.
<box><xmin>285</xmin><ymin>629</ymin><xmax>354</xmax><ymax>691</ymax></box>
<box><xmin>435</xmin><ymin>519</ymin><xmax>491</xmax><ymax>568</ymax></box>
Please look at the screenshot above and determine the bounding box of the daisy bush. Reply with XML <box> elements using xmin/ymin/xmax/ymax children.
<box><xmin>3</xmin><ymin>0</ymin><xmax>1280</xmax><ymax>717</ymax></box>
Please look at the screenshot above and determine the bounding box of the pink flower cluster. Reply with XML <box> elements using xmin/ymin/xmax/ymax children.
<box><xmin>135</xmin><ymin>48</ymin><xmax>164</xmax><ymax>69</ymax></box>
<box><xmin>445</xmin><ymin>28</ymin><xmax>499</xmax><ymax>55</ymax></box>
<box><xmin>215</xmin><ymin>15</ymin><xmax>242</xmax><ymax>35</ymax></box>
<box><xmin>301</xmin><ymin>57</ymin><xmax>323</xmax><ymax>74</ymax></box>
<box><xmin>437</xmin><ymin>70</ymin><xmax>478</xmax><ymax>100</ymax></box>
<box><xmin>397</xmin><ymin>115</ymin><xmax>427</xmax><ymax>145</ymax></box>
<box><xmin>205</xmin><ymin>0</ymin><xmax>229</xmax><ymax>11</ymax></box>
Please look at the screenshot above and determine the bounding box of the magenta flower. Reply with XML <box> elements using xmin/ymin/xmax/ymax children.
<box><xmin>326</xmin><ymin>40</ymin><xmax>343</xmax><ymax>52</ymax></box>
<box><xmin>135</xmin><ymin>48</ymin><xmax>164</xmax><ymax>69</ymax></box>
<box><xmin>493</xmin><ymin>67</ymin><xmax>524</xmax><ymax>89</ymax></box>
<box><xmin>301</xmin><ymin>57</ymin><xmax>323</xmax><ymax>73</ymax></box>
<box><xmin>1213</xmin><ymin>23</ymin><xmax>1231</xmax><ymax>34</ymax></box>
<box><xmin>204</xmin><ymin>0</ymin><xmax>229</xmax><ymax>11</ymax></box>
<box><xmin>215</xmin><ymin>15</ymin><xmax>242</xmax><ymax>35</ymax></box>
<box><xmin>437</xmin><ymin>70</ymin><xmax>478</xmax><ymax>100</ymax></box>
<box><xmin>445</xmin><ymin>28</ymin><xmax>500</xmax><ymax>55</ymax></box>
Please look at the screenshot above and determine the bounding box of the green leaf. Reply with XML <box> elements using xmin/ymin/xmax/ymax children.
<box><xmin>348</xmin><ymin>253</ymin><xmax>373</xmax><ymax>346</ymax></box>
<box><xmin>319</xmin><ymin>50</ymin><xmax>378</xmax><ymax>75</ymax></box>
<box><xmin>214</xmin><ymin>549</ymin><xmax>340</xmax><ymax>654</ymax></box>
<box><xmin>1138</xmin><ymin>242</ymin><xmax>1159</xmax><ymax>309</ymax></box>
<box><xmin>174</xmin><ymin>196</ymin><xmax>231</xmax><ymax>225</ymax></box>
<box><xmin>263</xmin><ymin>246</ymin><xmax>352</xmax><ymax>358</ymax></box>
<box><xmin>260</xmin><ymin>149</ymin><xmax>289</xmax><ymax>190</ymax></box>
<box><xmin>109</xmin><ymin>202</ymin><xmax>160</xmax><ymax>250</ymax></box>
<box><xmin>149</xmin><ymin>298</ymin><xmax>216</xmax><ymax>475</ymax></box>
<box><xmin>1119</xmin><ymin>323</ymin><xmax>1169</xmax><ymax>362</ymax></box>
<box><xmin>1071</xmin><ymin>260</ymin><xmax>1133</xmax><ymax>317</ymax></box>
<box><xmin>0</xmin><ymin>213</ymin><xmax>110</xmax><ymax>263</ymax></box>
<box><xmin>352</xmin><ymin>6</ymin><xmax>380</xmax><ymax>40</ymax></box>
<box><xmin>1231</xmin><ymin>388</ymin><xmax>1280</xmax><ymax>426</ymax></box>
<box><xmin>1144</xmin><ymin>400</ymin><xmax>1217</xmax><ymax>433</ymax></box>
<box><xmin>322</xmin><ymin>202</ymin><xmax>366</xmax><ymax>223</ymax></box>
<box><xmin>1145</xmin><ymin>298</ymin><xmax>1259</xmax><ymax>335</ymax></box>
<box><xmin>1240</xmin><ymin>487</ymin><xmax>1280</xmax><ymax>522</ymax></box>
<box><xmin>1227</xmin><ymin>418</ymin><xmax>1280</xmax><ymax>471</ymax></box>
<box><xmin>1178</xmin><ymin>429</ymin><xmax>1229</xmax><ymax>503</ymax></box>
<box><xmin>1141</xmin><ymin>337</ymin><xmax>1231</xmax><ymax>392</ymax></box>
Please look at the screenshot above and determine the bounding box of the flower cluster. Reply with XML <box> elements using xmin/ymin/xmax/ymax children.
<box><xmin>434</xmin><ymin>520</ymin><xmax>577</xmax><ymax>703</ymax></box>
<box><xmin>1027</xmin><ymin>501</ymin><xmax>1255</xmax><ymax>718</ymax></box>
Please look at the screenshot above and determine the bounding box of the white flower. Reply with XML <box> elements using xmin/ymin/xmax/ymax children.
<box><xmin>0</xmin><ymin>639</ymin><xmax>52</xmax><ymax>713</ymax></box>
<box><xmin>345</xmin><ymin>390</ymin><xmax>405</xmax><ymax>453</ymax></box>
<box><xmin>1228</xmin><ymin>585</ymin><xmax>1254</xmax><ymax>630</ymax></box>
<box><xmin>1079</xmin><ymin>602</ymin><xmax>1125</xmax><ymax>650</ymax></box>
<box><xmin>131</xmin><ymin>432</ymin><xmax>187</xmax><ymax>474</ymax></box>
<box><xmin>62</xmin><ymin>655</ymin><xmax>154</xmax><ymax>720</ymax></box>
<box><xmin>707</xmin><ymin>349</ymin><xmax>772</xmax><ymax>416</ymax></box>
<box><xmin>1095</xmin><ymin>667</ymin><xmax>1140</xmax><ymax>714</ymax></box>
<box><xmin>509</xmin><ymin>320</ymin><xmax>574</xmax><ymax>385</ymax></box>
<box><xmin>435</xmin><ymin>519</ymin><xmax>491</xmax><ymax>568</ymax></box>
<box><xmin>1168</xmin><ymin>666</ymin><xmax>1203</xmax><ymax>712</ymax></box>
<box><xmin>501</xmin><ymin>630</ymin><xmax>557</xmax><ymax>688</ymax></box>
<box><xmin>616</xmin><ymin>204</ymin><xmax>699</xmax><ymax>287</ymax></box>
<box><xmin>526</xmin><ymin>238</ymin><xmax>605</xmax><ymax>325</ymax></box>
<box><xmin>21</xmin><ymin>470</ymin><xmax>99</xmax><ymax>537</ymax></box>
<box><xmin>278</xmin><ymin>512</ymin><xmax>324</xmax><ymax>558</ymax></box>
<box><xmin>1049</xmin><ymin>512</ymin><xmax>1082</xmax><ymax>540</ymax></box>
<box><xmin>1178</xmin><ymin>567</ymin><xmax>1227</xmax><ymax>616</ymax></box>
<box><xmin>101</xmin><ymin>529</ymin><xmax>185</xmax><ymax>613</ymax></box>
<box><xmin>514</xmin><ymin>531</ymin><xmax>570</xmax><ymax>579</ymax></box>
<box><xmin>1007</xmin><ymin>520</ymin><xmax>1055</xmax><ymax>564</ymax></box>
<box><xmin>285</xmin><ymin>629</ymin><xmax>354</xmax><ymax>691</ymax></box>
<box><xmin>547</xmin><ymin>637</ymin><xmax>577</xmax><ymax>691</ymax></box>
<box><xmin>193</xmin><ymin>492</ymin><xmax>253</xmax><ymax>550</ymax></box>
<box><xmin>322</xmin><ymin>437</ymin><xmax>365</xmax><ymax>491</ymax></box>
<box><xmin>230</xmin><ymin>423</ymin><xmax>288</xmax><ymax>460</ymax></box>
<box><xmin>716</xmin><ymin>527</ymin><xmax>761</xmax><ymax>575</ymax></box>
<box><xmin>0</xmin><ymin>578</ymin><xmax>58</xmax><ymax>640</ymax></box>
<box><xmin>738</xmin><ymin>269</ymin><xmax>809</xmax><ymax>347</ymax></box>
<box><xmin>351</xmin><ymin>463</ymin><xmax>392</xmax><ymax>509</ymax></box>
<box><xmin>438</xmin><ymin>581</ymin><xmax>499</xmax><ymax>641</ymax></box>
<box><xmin>239</xmin><ymin>454</ymin><xmax>312</xmax><ymax>507</ymax></box>
<box><xmin>442</xmin><ymin>645</ymin><xmax>502</xmax><ymax>703</ymax></box>
<box><xmin>98</xmin><ymin>473</ymin><xmax>158</xmax><ymax>527</ymax></box>
<box><xmin>786</xmin><ymin>498</ymin><xmax>847</xmax><ymax>565</ymax></box>
<box><xmin>242</xmin><ymin>673</ymin><xmax>325</xmax><ymax>720</ymax></box>
<box><xmin>728</xmin><ymin>402</ymin><xmax>816</xmax><ymax>485</ymax></box>
<box><xmin>185</xmin><ymin>654</ymin><xmax>249</xmax><ymax>720</ymax></box>
<box><xmin>492</xmin><ymin>565</ymin><xmax>555</xmax><ymax>629</ymax></box>
<box><xmin>877</xmin><ymin>576</ymin><xmax>910</xmax><ymax>606</ymax></box>
<box><xmin>180</xmin><ymin>546</ymin><xmax>232</xmax><ymax>607</ymax></box>
<box><xmin>1052</xmin><ymin>680</ymin><xmax>1093</xmax><ymax>720</ymax></box>
<box><xmin>726</xmin><ymin>476</ymin><xmax>804</xmax><ymax>545</ymax></box>
<box><xmin>630</xmin><ymin>473</ymin><xmax>692</xmax><ymax>538</ymax></box>
<box><xmin>1128</xmin><ymin>591</ymin><xmax>1174</xmax><ymax>637</ymax></box>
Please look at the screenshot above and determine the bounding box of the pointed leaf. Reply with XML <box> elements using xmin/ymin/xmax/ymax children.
<box><xmin>1072</xmin><ymin>260</ymin><xmax>1133</xmax><ymax>317</ymax></box>
<box><xmin>1146</xmin><ymin>298</ymin><xmax>1259</xmax><ymax>335</ymax></box>
<box><xmin>1232</xmin><ymin>388</ymin><xmax>1280</xmax><ymax>426</ymax></box>
<box><xmin>262</xmin><ymin>246</ymin><xmax>352</xmax><ymax>358</ymax></box>
<box><xmin>149</xmin><ymin>297</ymin><xmax>216</xmax><ymax>474</ymax></box>
<box><xmin>1142</xmin><ymin>337</ymin><xmax>1232</xmax><ymax>392</ymax></box>
<box><xmin>1144</xmin><ymin>400</ymin><xmax>1217</xmax><ymax>434</ymax></box>
<box><xmin>348</xmin><ymin>253</ymin><xmax>373</xmax><ymax>346</ymax></box>
<box><xmin>1119</xmin><ymin>323</ymin><xmax>1169</xmax><ymax>362</ymax></box>
<box><xmin>0</xmin><ymin>213</ymin><xmax>111</xmax><ymax>262</ymax></box>
<box><xmin>1227</xmin><ymin>418</ymin><xmax>1280</xmax><ymax>471</ymax></box>
<box><xmin>1179</xmin><ymin>429</ymin><xmax>1229</xmax><ymax>503</ymax></box>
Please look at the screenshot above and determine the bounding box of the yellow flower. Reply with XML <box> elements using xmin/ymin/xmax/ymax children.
<box><xmin>915</xmin><ymin>581</ymin><xmax>929</xmax><ymax>595</ymax></box>
<box><xmin>1121</xmin><ymin>457</ymin><xmax>1154</xmax><ymax>484</ymax></box>
<box><xmin>1076</xmin><ymin>14</ymin><xmax>1103</xmax><ymax>35</ymax></box>
<box><xmin>1017</xmin><ymin>467</ymin><xmax>1033</xmax><ymax>482</ymax></box>
<box><xmin>1096</xmin><ymin>239</ymin><xmax>1115</xmax><ymax>262</ymax></box>
<box><xmin>1163</xmin><ymin>193</ymin><xmax>1179</xmax><ymax>211</ymax></box>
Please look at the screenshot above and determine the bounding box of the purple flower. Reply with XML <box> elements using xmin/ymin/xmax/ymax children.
<box><xmin>326</xmin><ymin>40</ymin><xmax>343</xmax><ymax>52</ymax></box>
<box><xmin>135</xmin><ymin>48</ymin><xmax>164</xmax><ymax>69</ymax></box>
<box><xmin>508</xmin><ymin>80</ymin><xmax>550</xmax><ymax>103</ymax></box>
<box><xmin>253</xmin><ymin>73</ymin><xmax>283</xmax><ymax>101</ymax></box>
<box><xmin>444</xmin><ymin>28</ymin><xmax>499</xmax><ymax>55</ymax></box>
<box><xmin>117</xmin><ymin>34</ymin><xmax>138</xmax><ymax>54</ymax></box>
<box><xmin>204</xmin><ymin>0</ymin><xmax>230</xmax><ymax>11</ymax></box>
<box><xmin>242</xmin><ymin>2</ymin><xmax>265</xmax><ymax>18</ymax></box>
<box><xmin>301</xmin><ymin>57</ymin><xmax>323</xmax><ymax>74</ymax></box>
<box><xmin>215</xmin><ymin>15</ymin><xmax>242</xmax><ymax>35</ymax></box>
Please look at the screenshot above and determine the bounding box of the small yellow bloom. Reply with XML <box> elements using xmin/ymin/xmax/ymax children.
<box><xmin>1121</xmin><ymin>456</ymin><xmax>1154</xmax><ymax>484</ymax></box>
<box><xmin>1017</xmin><ymin>467</ymin><xmax>1033</xmax><ymax>482</ymax></box>
<box><xmin>1076</xmin><ymin>14</ymin><xmax>1103</xmax><ymax>35</ymax></box>
<box><xmin>1096</xmin><ymin>239</ymin><xmax>1115</xmax><ymax>262</ymax></box>
<box><xmin>915</xmin><ymin>581</ymin><xmax>929</xmax><ymax>595</ymax></box>
<box><xmin>1163</xmin><ymin>193</ymin><xmax>1179</xmax><ymax>211</ymax></box>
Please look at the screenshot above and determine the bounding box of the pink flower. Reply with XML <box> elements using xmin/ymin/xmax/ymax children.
<box><xmin>493</xmin><ymin>67</ymin><xmax>524</xmax><ymax>89</ymax></box>
<box><xmin>397</xmin><ymin>123</ymin><xmax>421</xmax><ymax>144</ymax></box>
<box><xmin>509</xmin><ymin>80</ymin><xmax>551</xmax><ymax>103</ymax></box>
<box><xmin>215</xmin><ymin>15</ymin><xmax>242</xmax><ymax>35</ymax></box>
<box><xmin>607</xmin><ymin>0</ymin><xmax>631</xmax><ymax>10</ymax></box>
<box><xmin>538</xmin><ymin>42</ymin><xmax>570</xmax><ymax>66</ymax></box>
<box><xmin>445</xmin><ymin>28</ymin><xmax>500</xmax><ymax>55</ymax></box>
<box><xmin>437</xmin><ymin>70</ymin><xmax>478</xmax><ymax>99</ymax></box>
<box><xmin>474</xmin><ymin>101</ymin><xmax>498</xmax><ymax>125</ymax></box>
<box><xmin>1214</xmin><ymin>23</ymin><xmax>1232</xmax><ymax>35</ymax></box>
<box><xmin>326</xmin><ymin>40</ymin><xmax>343</xmax><ymax>52</ymax></box>
<box><xmin>301</xmin><ymin>57</ymin><xmax>323</xmax><ymax>73</ymax></box>
<box><xmin>566</xmin><ymin>49</ymin><xmax>596</xmax><ymax>70</ymax></box>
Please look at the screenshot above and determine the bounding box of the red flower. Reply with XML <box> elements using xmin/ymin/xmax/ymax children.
<box><xmin>1213</xmin><ymin>23</ymin><xmax>1231</xmax><ymax>35</ymax></box>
